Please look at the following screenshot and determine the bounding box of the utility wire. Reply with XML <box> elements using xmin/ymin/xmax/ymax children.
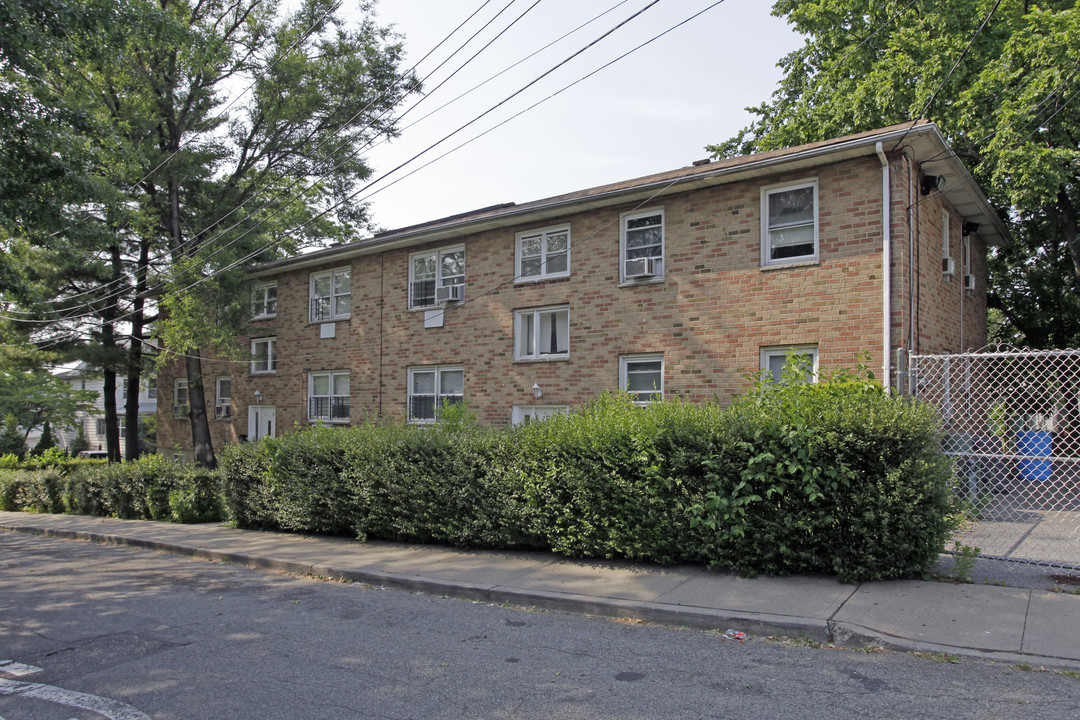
<box><xmin>890</xmin><ymin>0</ymin><xmax>1005</xmax><ymax>152</ymax></box>
<box><xmin>13</xmin><ymin>0</ymin><xmax>677</xmax><ymax>335</ymax></box>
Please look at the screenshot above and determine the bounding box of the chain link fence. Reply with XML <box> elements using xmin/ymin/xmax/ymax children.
<box><xmin>910</xmin><ymin>347</ymin><xmax>1080</xmax><ymax>570</ymax></box>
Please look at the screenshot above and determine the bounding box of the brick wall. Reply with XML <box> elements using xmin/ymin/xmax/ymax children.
<box><xmin>158</xmin><ymin>152</ymin><xmax>988</xmax><ymax>454</ymax></box>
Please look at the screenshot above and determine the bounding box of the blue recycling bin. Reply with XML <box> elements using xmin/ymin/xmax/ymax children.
<box><xmin>1017</xmin><ymin>430</ymin><xmax>1052</xmax><ymax>481</ymax></box>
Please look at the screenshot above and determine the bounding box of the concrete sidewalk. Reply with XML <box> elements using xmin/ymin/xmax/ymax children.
<box><xmin>3</xmin><ymin>510</ymin><xmax>1080</xmax><ymax>669</ymax></box>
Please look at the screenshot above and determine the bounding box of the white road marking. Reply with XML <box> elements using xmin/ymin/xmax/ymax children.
<box><xmin>0</xmin><ymin>678</ymin><xmax>150</xmax><ymax>720</ymax></box>
<box><xmin>0</xmin><ymin>660</ymin><xmax>42</xmax><ymax>677</ymax></box>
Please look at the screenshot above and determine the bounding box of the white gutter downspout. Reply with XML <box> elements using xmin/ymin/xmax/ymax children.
<box><xmin>876</xmin><ymin>142</ymin><xmax>891</xmax><ymax>391</ymax></box>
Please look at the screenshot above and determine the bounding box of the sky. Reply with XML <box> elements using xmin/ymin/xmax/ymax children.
<box><xmin>345</xmin><ymin>0</ymin><xmax>804</xmax><ymax>233</ymax></box>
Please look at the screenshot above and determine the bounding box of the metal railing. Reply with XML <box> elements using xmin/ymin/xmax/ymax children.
<box><xmin>309</xmin><ymin>396</ymin><xmax>349</xmax><ymax>421</ymax></box>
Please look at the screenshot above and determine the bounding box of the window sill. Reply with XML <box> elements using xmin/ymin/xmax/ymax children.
<box><xmin>251</xmin><ymin>314</ymin><xmax>277</xmax><ymax>321</ymax></box>
<box><xmin>514</xmin><ymin>274</ymin><xmax>570</xmax><ymax>285</ymax></box>
<box><xmin>760</xmin><ymin>260</ymin><xmax>820</xmax><ymax>273</ymax></box>
<box><xmin>408</xmin><ymin>303</ymin><xmax>461</xmax><ymax>313</ymax></box>
<box><xmin>617</xmin><ymin>277</ymin><xmax>665</xmax><ymax>288</ymax></box>
<box><xmin>250</xmin><ymin>371</ymin><xmax>276</xmax><ymax>377</ymax></box>
<box><xmin>308</xmin><ymin>315</ymin><xmax>350</xmax><ymax>325</ymax></box>
<box><xmin>308</xmin><ymin>418</ymin><xmax>350</xmax><ymax>425</ymax></box>
<box><xmin>514</xmin><ymin>355</ymin><xmax>569</xmax><ymax>363</ymax></box>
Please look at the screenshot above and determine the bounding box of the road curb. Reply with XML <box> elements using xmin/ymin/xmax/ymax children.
<box><xmin>5</xmin><ymin>519</ymin><xmax>1080</xmax><ymax>671</ymax></box>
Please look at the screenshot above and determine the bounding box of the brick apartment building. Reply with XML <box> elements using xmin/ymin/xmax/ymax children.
<box><xmin>158</xmin><ymin>121</ymin><xmax>1008</xmax><ymax>458</ymax></box>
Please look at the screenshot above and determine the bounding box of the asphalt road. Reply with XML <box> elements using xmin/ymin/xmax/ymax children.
<box><xmin>2</xmin><ymin>531</ymin><xmax>1079</xmax><ymax>720</ymax></box>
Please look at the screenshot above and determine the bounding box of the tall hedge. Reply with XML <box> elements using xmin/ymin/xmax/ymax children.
<box><xmin>0</xmin><ymin>454</ymin><xmax>223</xmax><ymax>523</ymax></box>
<box><xmin>218</xmin><ymin>370</ymin><xmax>957</xmax><ymax>582</ymax></box>
<box><xmin>2</xmin><ymin>366</ymin><xmax>957</xmax><ymax>582</ymax></box>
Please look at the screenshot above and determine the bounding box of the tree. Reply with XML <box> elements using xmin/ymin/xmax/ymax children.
<box><xmin>1</xmin><ymin>1</ymin><xmax>150</xmax><ymax>462</ymax></box>
<box><xmin>44</xmin><ymin>0</ymin><xmax>420</xmax><ymax>468</ymax></box>
<box><xmin>69</xmin><ymin>420</ymin><xmax>90</xmax><ymax>457</ymax></box>
<box><xmin>0</xmin><ymin>414</ymin><xmax>25</xmax><ymax>460</ymax></box>
<box><xmin>0</xmin><ymin>368</ymin><xmax>97</xmax><ymax>441</ymax></box>
<box><xmin>709</xmin><ymin>0</ymin><xmax>1080</xmax><ymax>348</ymax></box>
<box><xmin>32</xmin><ymin>420</ymin><xmax>57</xmax><ymax>455</ymax></box>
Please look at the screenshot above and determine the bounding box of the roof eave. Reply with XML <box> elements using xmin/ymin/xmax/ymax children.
<box><xmin>250</xmin><ymin>122</ymin><xmax>1007</xmax><ymax>278</ymax></box>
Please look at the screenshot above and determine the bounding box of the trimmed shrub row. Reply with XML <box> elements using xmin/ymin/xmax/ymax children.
<box><xmin>0</xmin><ymin>454</ymin><xmax>223</xmax><ymax>523</ymax></box>
<box><xmin>218</xmin><ymin>372</ymin><xmax>957</xmax><ymax>582</ymax></box>
<box><xmin>1</xmin><ymin>368</ymin><xmax>957</xmax><ymax>582</ymax></box>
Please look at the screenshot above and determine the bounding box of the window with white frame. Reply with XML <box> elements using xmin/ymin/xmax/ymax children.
<box><xmin>251</xmin><ymin>337</ymin><xmax>277</xmax><ymax>374</ymax></box>
<box><xmin>761</xmin><ymin>345</ymin><xmax>818</xmax><ymax>384</ymax></box>
<box><xmin>514</xmin><ymin>306</ymin><xmax>569</xmax><ymax>361</ymax></box>
<box><xmin>620</xmin><ymin>354</ymin><xmax>664</xmax><ymax>404</ymax></box>
<box><xmin>173</xmin><ymin>378</ymin><xmax>189</xmax><ymax>417</ymax></box>
<box><xmin>410</xmin><ymin>247</ymin><xmax>465</xmax><ymax>309</ymax></box>
<box><xmin>516</xmin><ymin>225</ymin><xmax>570</xmax><ymax>281</ymax></box>
<box><xmin>762</xmin><ymin>180</ymin><xmax>818</xmax><ymax>265</ymax></box>
<box><xmin>310</xmin><ymin>268</ymin><xmax>350</xmax><ymax>322</ymax></box>
<box><xmin>620</xmin><ymin>209</ymin><xmax>664</xmax><ymax>282</ymax></box>
<box><xmin>147</xmin><ymin>376</ymin><xmax>158</xmax><ymax>399</ymax></box>
<box><xmin>407</xmin><ymin>366</ymin><xmax>463</xmax><ymax>423</ymax></box>
<box><xmin>251</xmin><ymin>281</ymin><xmax>277</xmax><ymax>319</ymax></box>
<box><xmin>215</xmin><ymin>377</ymin><xmax>232</xmax><ymax>418</ymax></box>
<box><xmin>963</xmin><ymin>235</ymin><xmax>971</xmax><ymax>275</ymax></box>
<box><xmin>97</xmin><ymin>418</ymin><xmax>125</xmax><ymax>438</ymax></box>
<box><xmin>308</xmin><ymin>371</ymin><xmax>350</xmax><ymax>421</ymax></box>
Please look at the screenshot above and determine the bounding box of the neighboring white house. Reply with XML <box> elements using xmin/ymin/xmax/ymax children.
<box><xmin>25</xmin><ymin>362</ymin><xmax>157</xmax><ymax>457</ymax></box>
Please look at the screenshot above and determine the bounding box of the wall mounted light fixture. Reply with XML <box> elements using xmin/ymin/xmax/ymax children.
<box><xmin>253</xmin><ymin>389</ymin><xmax>263</xmax><ymax>404</ymax></box>
<box><xmin>532</xmin><ymin>383</ymin><xmax>543</xmax><ymax>399</ymax></box>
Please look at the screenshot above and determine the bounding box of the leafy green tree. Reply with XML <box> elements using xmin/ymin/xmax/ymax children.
<box><xmin>0</xmin><ymin>414</ymin><xmax>25</xmax><ymax>460</ymax></box>
<box><xmin>31</xmin><ymin>420</ymin><xmax>57</xmax><ymax>455</ymax></box>
<box><xmin>709</xmin><ymin>0</ymin><xmax>1080</xmax><ymax>347</ymax></box>
<box><xmin>43</xmin><ymin>0</ymin><xmax>420</xmax><ymax>468</ymax></box>
<box><xmin>0</xmin><ymin>369</ymin><xmax>96</xmax><ymax>440</ymax></box>
<box><xmin>69</xmin><ymin>421</ymin><xmax>90</xmax><ymax>457</ymax></box>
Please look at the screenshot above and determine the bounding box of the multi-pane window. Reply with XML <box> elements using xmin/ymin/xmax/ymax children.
<box><xmin>620</xmin><ymin>209</ymin><xmax>664</xmax><ymax>282</ymax></box>
<box><xmin>215</xmin><ymin>377</ymin><xmax>232</xmax><ymax>418</ymax></box>
<box><xmin>252</xmin><ymin>282</ymin><xmax>278</xmax><ymax>319</ymax></box>
<box><xmin>308</xmin><ymin>371</ymin><xmax>350</xmax><ymax>421</ymax></box>
<box><xmin>761</xmin><ymin>345</ymin><xmax>818</xmax><ymax>384</ymax></box>
<box><xmin>516</xmin><ymin>226</ymin><xmax>570</xmax><ymax>281</ymax></box>
<box><xmin>620</xmin><ymin>354</ymin><xmax>663</xmax><ymax>404</ymax></box>
<box><xmin>173</xmin><ymin>378</ymin><xmax>189</xmax><ymax>417</ymax></box>
<box><xmin>310</xmin><ymin>268</ymin><xmax>351</xmax><ymax>321</ymax></box>
<box><xmin>514</xmin><ymin>306</ymin><xmax>569</xmax><ymax>361</ymax></box>
<box><xmin>410</xmin><ymin>247</ymin><xmax>465</xmax><ymax>309</ymax></box>
<box><xmin>97</xmin><ymin>418</ymin><xmax>125</xmax><ymax>438</ymax></box>
<box><xmin>251</xmin><ymin>337</ymin><xmax>277</xmax><ymax>374</ymax></box>
<box><xmin>762</xmin><ymin>181</ymin><xmax>818</xmax><ymax>265</ymax></box>
<box><xmin>147</xmin><ymin>376</ymin><xmax>158</xmax><ymax>399</ymax></box>
<box><xmin>407</xmin><ymin>366</ymin><xmax>464</xmax><ymax>423</ymax></box>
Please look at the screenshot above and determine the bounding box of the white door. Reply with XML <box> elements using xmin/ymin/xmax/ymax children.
<box><xmin>248</xmin><ymin>406</ymin><xmax>276</xmax><ymax>441</ymax></box>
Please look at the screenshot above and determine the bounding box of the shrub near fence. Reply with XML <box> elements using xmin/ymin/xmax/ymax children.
<box><xmin>220</xmin><ymin>368</ymin><xmax>958</xmax><ymax>582</ymax></box>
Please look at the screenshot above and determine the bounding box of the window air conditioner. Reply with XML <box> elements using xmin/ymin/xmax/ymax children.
<box><xmin>942</xmin><ymin>256</ymin><xmax>956</xmax><ymax>276</ymax></box>
<box><xmin>964</xmin><ymin>274</ymin><xmax>976</xmax><ymax>291</ymax></box>
<box><xmin>625</xmin><ymin>257</ymin><xmax>656</xmax><ymax>279</ymax></box>
<box><xmin>435</xmin><ymin>284</ymin><xmax>463</xmax><ymax>304</ymax></box>
<box><xmin>215</xmin><ymin>404</ymin><xmax>232</xmax><ymax>419</ymax></box>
